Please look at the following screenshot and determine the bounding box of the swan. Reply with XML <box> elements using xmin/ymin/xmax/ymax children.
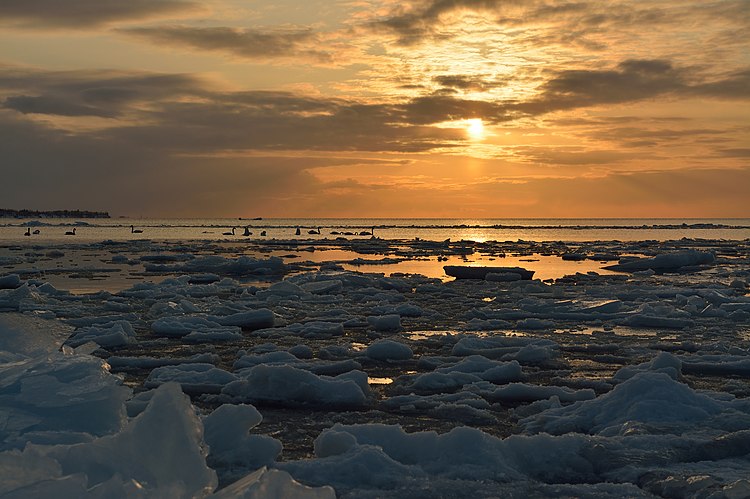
<box><xmin>222</xmin><ymin>227</ymin><xmax>236</xmax><ymax>236</ymax></box>
<box><xmin>65</xmin><ymin>228</ymin><xmax>76</xmax><ymax>235</ymax></box>
<box><xmin>308</xmin><ymin>227</ymin><xmax>321</xmax><ymax>235</ymax></box>
<box><xmin>359</xmin><ymin>226</ymin><xmax>374</xmax><ymax>236</ymax></box>
<box><xmin>260</xmin><ymin>230</ymin><xmax>267</xmax><ymax>237</ymax></box>
<box><xmin>243</xmin><ymin>226</ymin><xmax>252</xmax><ymax>236</ymax></box>
<box><xmin>32</xmin><ymin>229</ymin><xmax>40</xmax><ymax>235</ymax></box>
<box><xmin>130</xmin><ymin>225</ymin><xmax>143</xmax><ymax>234</ymax></box>
<box><xmin>295</xmin><ymin>227</ymin><xmax>301</xmax><ymax>236</ymax></box>
<box><xmin>24</xmin><ymin>227</ymin><xmax>30</xmax><ymax>236</ymax></box>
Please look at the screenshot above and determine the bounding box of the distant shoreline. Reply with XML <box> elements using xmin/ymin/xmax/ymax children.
<box><xmin>0</xmin><ymin>209</ymin><xmax>110</xmax><ymax>219</ymax></box>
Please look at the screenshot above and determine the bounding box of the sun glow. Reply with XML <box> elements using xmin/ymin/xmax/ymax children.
<box><xmin>466</xmin><ymin>118</ymin><xmax>484</xmax><ymax>140</ymax></box>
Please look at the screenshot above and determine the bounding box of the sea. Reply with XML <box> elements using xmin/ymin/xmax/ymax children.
<box><xmin>1</xmin><ymin>218</ymin><xmax>749</xmax><ymax>243</ymax></box>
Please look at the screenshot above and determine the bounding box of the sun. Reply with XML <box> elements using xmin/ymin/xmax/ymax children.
<box><xmin>466</xmin><ymin>118</ymin><xmax>484</xmax><ymax>140</ymax></box>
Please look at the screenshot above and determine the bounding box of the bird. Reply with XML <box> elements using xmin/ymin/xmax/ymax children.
<box><xmin>359</xmin><ymin>226</ymin><xmax>375</xmax><ymax>236</ymax></box>
<box><xmin>242</xmin><ymin>226</ymin><xmax>252</xmax><ymax>236</ymax></box>
<box><xmin>308</xmin><ymin>227</ymin><xmax>321</xmax><ymax>235</ymax></box>
<box><xmin>24</xmin><ymin>227</ymin><xmax>30</xmax><ymax>236</ymax></box>
<box><xmin>32</xmin><ymin>229</ymin><xmax>40</xmax><ymax>234</ymax></box>
<box><xmin>222</xmin><ymin>227</ymin><xmax>236</xmax><ymax>236</ymax></box>
<box><xmin>65</xmin><ymin>228</ymin><xmax>76</xmax><ymax>235</ymax></box>
<box><xmin>295</xmin><ymin>227</ymin><xmax>301</xmax><ymax>236</ymax></box>
<box><xmin>260</xmin><ymin>230</ymin><xmax>267</xmax><ymax>237</ymax></box>
<box><xmin>130</xmin><ymin>225</ymin><xmax>143</xmax><ymax>234</ymax></box>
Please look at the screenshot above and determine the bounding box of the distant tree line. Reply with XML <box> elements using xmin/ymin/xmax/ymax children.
<box><xmin>0</xmin><ymin>208</ymin><xmax>110</xmax><ymax>218</ymax></box>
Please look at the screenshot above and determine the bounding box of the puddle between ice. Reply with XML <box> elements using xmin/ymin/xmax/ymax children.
<box><xmin>557</xmin><ymin>326</ymin><xmax>659</xmax><ymax>337</ymax></box>
<box><xmin>406</xmin><ymin>330</ymin><xmax>527</xmax><ymax>341</ymax></box>
<box><xmin>368</xmin><ymin>377</ymin><xmax>394</xmax><ymax>385</ymax></box>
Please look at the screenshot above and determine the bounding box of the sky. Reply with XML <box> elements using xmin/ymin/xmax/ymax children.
<box><xmin>0</xmin><ymin>0</ymin><xmax>748</xmax><ymax>218</ymax></box>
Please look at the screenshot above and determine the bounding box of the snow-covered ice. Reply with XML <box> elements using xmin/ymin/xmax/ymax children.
<box><xmin>0</xmin><ymin>237</ymin><xmax>749</xmax><ymax>497</ymax></box>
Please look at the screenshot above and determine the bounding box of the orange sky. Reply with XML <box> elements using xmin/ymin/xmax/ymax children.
<box><xmin>0</xmin><ymin>0</ymin><xmax>748</xmax><ymax>217</ymax></box>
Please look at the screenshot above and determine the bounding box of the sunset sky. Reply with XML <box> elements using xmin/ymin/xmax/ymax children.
<box><xmin>1</xmin><ymin>0</ymin><xmax>748</xmax><ymax>217</ymax></box>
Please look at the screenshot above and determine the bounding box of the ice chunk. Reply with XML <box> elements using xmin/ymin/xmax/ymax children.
<box><xmin>151</xmin><ymin>316</ymin><xmax>241</xmax><ymax>338</ymax></box>
<box><xmin>145</xmin><ymin>364</ymin><xmax>238</xmax><ymax>394</ymax></box>
<box><xmin>521</xmin><ymin>372</ymin><xmax>741</xmax><ymax>435</ymax></box>
<box><xmin>612</xmin><ymin>352</ymin><xmax>683</xmax><ymax>383</ymax></box>
<box><xmin>209</xmin><ymin>309</ymin><xmax>275</xmax><ymax>330</ymax></box>
<box><xmin>223</xmin><ymin>365</ymin><xmax>371</xmax><ymax>408</ymax></box>
<box><xmin>204</xmin><ymin>404</ymin><xmax>281</xmax><ymax>469</ymax></box>
<box><xmin>605</xmin><ymin>250</ymin><xmax>715</xmax><ymax>273</ymax></box>
<box><xmin>444</xmin><ymin>266</ymin><xmax>534</xmax><ymax>280</ymax></box>
<box><xmin>38</xmin><ymin>382</ymin><xmax>217</xmax><ymax>496</ymax></box>
<box><xmin>0</xmin><ymin>354</ymin><xmax>130</xmax><ymax>439</ymax></box>
<box><xmin>0</xmin><ymin>314</ymin><xmax>72</xmax><ymax>357</ymax></box>
<box><xmin>65</xmin><ymin>320</ymin><xmax>136</xmax><ymax>348</ymax></box>
<box><xmin>210</xmin><ymin>467</ymin><xmax>335</xmax><ymax>499</ymax></box>
<box><xmin>483</xmin><ymin>383</ymin><xmax>595</xmax><ymax>403</ymax></box>
<box><xmin>367</xmin><ymin>314</ymin><xmax>402</xmax><ymax>332</ymax></box>
<box><xmin>300</xmin><ymin>280</ymin><xmax>343</xmax><ymax>295</ymax></box>
<box><xmin>0</xmin><ymin>274</ymin><xmax>22</xmax><ymax>289</ymax></box>
<box><xmin>365</xmin><ymin>340</ymin><xmax>413</xmax><ymax>361</ymax></box>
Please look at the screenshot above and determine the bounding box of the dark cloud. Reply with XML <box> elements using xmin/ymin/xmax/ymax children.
<box><xmin>0</xmin><ymin>0</ymin><xmax>199</xmax><ymax>29</ymax></box>
<box><xmin>517</xmin><ymin>60</ymin><xmax>685</xmax><ymax>114</ymax></box>
<box><xmin>690</xmin><ymin>69</ymin><xmax>750</xmax><ymax>99</ymax></box>
<box><xmin>0</xmin><ymin>111</ymin><xmax>408</xmax><ymax>217</ymax></box>
<box><xmin>511</xmin><ymin>147</ymin><xmax>645</xmax><ymax>165</ymax></box>
<box><xmin>718</xmin><ymin>148</ymin><xmax>750</xmax><ymax>158</ymax></box>
<box><xmin>371</xmin><ymin>0</ymin><xmax>505</xmax><ymax>45</ymax></box>
<box><xmin>0</xmin><ymin>67</ymin><xmax>467</xmax><ymax>153</ymax></box>
<box><xmin>4</xmin><ymin>95</ymin><xmax>117</xmax><ymax>118</ymax></box>
<box><xmin>371</xmin><ymin>0</ymin><xmax>749</xmax><ymax>47</ymax></box>
<box><xmin>0</xmin><ymin>69</ymin><xmax>206</xmax><ymax>118</ymax></box>
<box><xmin>120</xmin><ymin>25</ymin><xmax>334</xmax><ymax>63</ymax></box>
<box><xmin>433</xmin><ymin>75</ymin><xmax>494</xmax><ymax>92</ymax></box>
<box><xmin>397</xmin><ymin>95</ymin><xmax>513</xmax><ymax>124</ymax></box>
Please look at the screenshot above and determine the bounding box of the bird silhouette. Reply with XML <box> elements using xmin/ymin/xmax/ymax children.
<box><xmin>65</xmin><ymin>228</ymin><xmax>76</xmax><ymax>235</ymax></box>
<box><xmin>295</xmin><ymin>227</ymin><xmax>301</xmax><ymax>236</ymax></box>
<box><xmin>24</xmin><ymin>227</ymin><xmax>30</xmax><ymax>236</ymax></box>
<box><xmin>32</xmin><ymin>229</ymin><xmax>40</xmax><ymax>235</ymax></box>
<box><xmin>243</xmin><ymin>226</ymin><xmax>252</xmax><ymax>236</ymax></box>
<box><xmin>260</xmin><ymin>230</ymin><xmax>267</xmax><ymax>237</ymax></box>
<box><xmin>308</xmin><ymin>227</ymin><xmax>321</xmax><ymax>235</ymax></box>
<box><xmin>222</xmin><ymin>227</ymin><xmax>236</xmax><ymax>236</ymax></box>
<box><xmin>130</xmin><ymin>225</ymin><xmax>143</xmax><ymax>234</ymax></box>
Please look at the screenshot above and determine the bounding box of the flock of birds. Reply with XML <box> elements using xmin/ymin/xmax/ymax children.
<box><xmin>22</xmin><ymin>225</ymin><xmax>376</xmax><ymax>238</ymax></box>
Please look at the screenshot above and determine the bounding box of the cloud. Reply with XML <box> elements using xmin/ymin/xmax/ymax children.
<box><xmin>433</xmin><ymin>75</ymin><xmax>496</xmax><ymax>92</ymax></box>
<box><xmin>369</xmin><ymin>0</ymin><xmax>749</xmax><ymax>48</ymax></box>
<box><xmin>0</xmin><ymin>0</ymin><xmax>200</xmax><ymax>29</ymax></box>
<box><xmin>370</xmin><ymin>0</ymin><xmax>504</xmax><ymax>45</ymax></box>
<box><xmin>0</xmin><ymin>66</ymin><xmax>467</xmax><ymax>153</ymax></box>
<box><xmin>517</xmin><ymin>60</ymin><xmax>685</xmax><ymax>114</ymax></box>
<box><xmin>0</xmin><ymin>68</ymin><xmax>207</xmax><ymax>118</ymax></box>
<box><xmin>690</xmin><ymin>69</ymin><xmax>750</xmax><ymax>99</ymax></box>
<box><xmin>120</xmin><ymin>25</ymin><xmax>335</xmax><ymax>63</ymax></box>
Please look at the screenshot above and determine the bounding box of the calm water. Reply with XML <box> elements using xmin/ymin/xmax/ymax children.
<box><xmin>2</xmin><ymin>218</ymin><xmax>749</xmax><ymax>243</ymax></box>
